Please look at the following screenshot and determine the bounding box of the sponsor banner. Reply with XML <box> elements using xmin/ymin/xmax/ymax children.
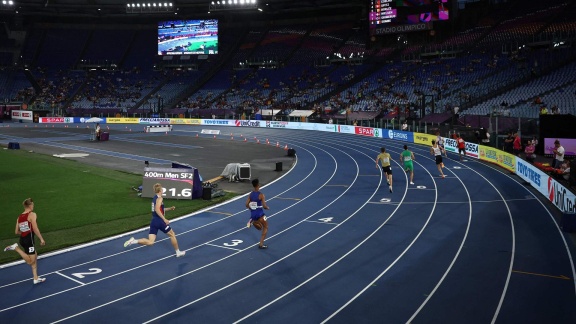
<box><xmin>310</xmin><ymin>123</ymin><xmax>336</xmax><ymax>132</ymax></box>
<box><xmin>478</xmin><ymin>145</ymin><xmax>515</xmax><ymax>172</ymax></box>
<box><xmin>265</xmin><ymin>121</ymin><xmax>289</xmax><ymax>129</ymax></box>
<box><xmin>234</xmin><ymin>120</ymin><xmax>261</xmax><ymax>128</ymax></box>
<box><xmin>372</xmin><ymin>22</ymin><xmax>433</xmax><ymax>35</ymax></box>
<box><xmin>106</xmin><ymin>118</ymin><xmax>139</xmax><ymax>124</ymax></box>
<box><xmin>353</xmin><ymin>127</ymin><xmax>381</xmax><ymax>137</ymax></box>
<box><xmin>79</xmin><ymin>117</ymin><xmax>105</xmax><ymax>123</ymax></box>
<box><xmin>548</xmin><ymin>177</ymin><xmax>576</xmax><ymax>214</ymax></box>
<box><xmin>338</xmin><ymin>125</ymin><xmax>356</xmax><ymax>134</ymax></box>
<box><xmin>544</xmin><ymin>138</ymin><xmax>576</xmax><ymax>156</ymax></box>
<box><xmin>516</xmin><ymin>158</ymin><xmax>547</xmax><ymax>196</ymax></box>
<box><xmin>11</xmin><ymin>110</ymin><xmax>33</xmax><ymax>121</ymax></box>
<box><xmin>202</xmin><ymin>119</ymin><xmax>234</xmax><ymax>126</ymax></box>
<box><xmin>39</xmin><ymin>117</ymin><xmax>75</xmax><ymax>123</ymax></box>
<box><xmin>444</xmin><ymin>137</ymin><xmax>479</xmax><ymax>159</ymax></box>
<box><xmin>382</xmin><ymin>129</ymin><xmax>413</xmax><ymax>142</ymax></box>
<box><xmin>170</xmin><ymin>118</ymin><xmax>201</xmax><ymax>125</ymax></box>
<box><xmin>414</xmin><ymin>133</ymin><xmax>436</xmax><ymax>146</ymax></box>
<box><xmin>139</xmin><ymin>118</ymin><xmax>171</xmax><ymax>125</ymax></box>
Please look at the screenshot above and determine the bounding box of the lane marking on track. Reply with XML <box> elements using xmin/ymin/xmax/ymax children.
<box><xmin>205</xmin><ymin>243</ymin><xmax>242</xmax><ymax>252</ymax></box>
<box><xmin>55</xmin><ymin>272</ymin><xmax>85</xmax><ymax>286</ymax></box>
<box><xmin>274</xmin><ymin>197</ymin><xmax>301</xmax><ymax>201</ymax></box>
<box><xmin>304</xmin><ymin>220</ymin><xmax>338</xmax><ymax>225</ymax></box>
<box><xmin>394</xmin><ymin>198</ymin><xmax>538</xmax><ymax>205</ymax></box>
<box><xmin>324</xmin><ymin>184</ymin><xmax>349</xmax><ymax>187</ymax></box>
<box><xmin>512</xmin><ymin>270</ymin><xmax>571</xmax><ymax>280</ymax></box>
<box><xmin>206</xmin><ymin>211</ymin><xmax>233</xmax><ymax>216</ymax></box>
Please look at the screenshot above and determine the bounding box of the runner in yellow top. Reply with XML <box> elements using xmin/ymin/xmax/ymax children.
<box><xmin>375</xmin><ymin>147</ymin><xmax>393</xmax><ymax>193</ymax></box>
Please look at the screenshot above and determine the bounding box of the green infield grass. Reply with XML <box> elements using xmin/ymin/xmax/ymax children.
<box><xmin>0</xmin><ymin>148</ymin><xmax>236</xmax><ymax>264</ymax></box>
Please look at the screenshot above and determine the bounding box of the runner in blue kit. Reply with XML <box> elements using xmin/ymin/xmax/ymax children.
<box><xmin>124</xmin><ymin>183</ymin><xmax>186</xmax><ymax>257</ymax></box>
<box><xmin>246</xmin><ymin>178</ymin><xmax>270</xmax><ymax>249</ymax></box>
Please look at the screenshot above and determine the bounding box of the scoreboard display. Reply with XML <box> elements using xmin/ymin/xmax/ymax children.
<box><xmin>369</xmin><ymin>0</ymin><xmax>450</xmax><ymax>35</ymax></box>
<box><xmin>142</xmin><ymin>167</ymin><xmax>194</xmax><ymax>200</ymax></box>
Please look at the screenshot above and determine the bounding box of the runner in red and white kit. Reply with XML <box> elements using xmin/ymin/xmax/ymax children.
<box><xmin>457</xmin><ymin>134</ymin><xmax>466</xmax><ymax>161</ymax></box>
<box><xmin>4</xmin><ymin>198</ymin><xmax>46</xmax><ymax>285</ymax></box>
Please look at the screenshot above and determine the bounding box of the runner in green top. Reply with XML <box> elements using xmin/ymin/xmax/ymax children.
<box><xmin>375</xmin><ymin>147</ymin><xmax>393</xmax><ymax>193</ymax></box>
<box><xmin>400</xmin><ymin>144</ymin><xmax>415</xmax><ymax>185</ymax></box>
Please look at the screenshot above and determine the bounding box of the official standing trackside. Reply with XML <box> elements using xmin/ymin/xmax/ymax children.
<box><xmin>4</xmin><ymin>198</ymin><xmax>46</xmax><ymax>285</ymax></box>
<box><xmin>552</xmin><ymin>140</ymin><xmax>565</xmax><ymax>169</ymax></box>
<box><xmin>376</xmin><ymin>147</ymin><xmax>394</xmax><ymax>193</ymax></box>
<box><xmin>124</xmin><ymin>183</ymin><xmax>186</xmax><ymax>258</ymax></box>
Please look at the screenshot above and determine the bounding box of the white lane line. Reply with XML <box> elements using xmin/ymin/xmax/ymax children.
<box><xmin>304</xmin><ymin>220</ymin><xmax>339</xmax><ymax>225</ymax></box>
<box><xmin>205</xmin><ymin>243</ymin><xmax>241</xmax><ymax>252</ymax></box>
<box><xmin>0</xmin><ymin>145</ymin><xmax>317</xmax><ymax>312</ymax></box>
<box><xmin>145</xmin><ymin>141</ymin><xmax>378</xmax><ymax>323</ymax></box>
<box><xmin>49</xmin><ymin>141</ymin><xmax>355</xmax><ymax>322</ymax></box>
<box><xmin>55</xmin><ymin>272</ymin><xmax>86</xmax><ymax>286</ymax></box>
<box><xmin>473</xmin><ymin>161</ymin><xmax>576</xmax><ymax>299</ymax></box>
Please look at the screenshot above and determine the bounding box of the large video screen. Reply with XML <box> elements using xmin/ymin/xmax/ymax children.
<box><xmin>158</xmin><ymin>19</ymin><xmax>218</xmax><ymax>55</ymax></box>
<box><xmin>369</xmin><ymin>0</ymin><xmax>450</xmax><ymax>35</ymax></box>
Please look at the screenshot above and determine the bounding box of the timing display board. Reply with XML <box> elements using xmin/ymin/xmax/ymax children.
<box><xmin>369</xmin><ymin>0</ymin><xmax>450</xmax><ymax>35</ymax></box>
<box><xmin>158</xmin><ymin>19</ymin><xmax>218</xmax><ymax>55</ymax></box>
<box><xmin>142</xmin><ymin>167</ymin><xmax>194</xmax><ymax>200</ymax></box>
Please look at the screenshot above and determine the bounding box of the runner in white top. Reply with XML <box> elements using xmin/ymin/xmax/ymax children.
<box><xmin>431</xmin><ymin>140</ymin><xmax>446</xmax><ymax>178</ymax></box>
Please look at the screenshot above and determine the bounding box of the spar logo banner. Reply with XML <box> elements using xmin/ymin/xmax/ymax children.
<box><xmin>444</xmin><ymin>138</ymin><xmax>479</xmax><ymax>159</ymax></box>
<box><xmin>548</xmin><ymin>177</ymin><xmax>576</xmax><ymax>214</ymax></box>
<box><xmin>234</xmin><ymin>120</ymin><xmax>260</xmax><ymax>127</ymax></box>
<box><xmin>354</xmin><ymin>126</ymin><xmax>380</xmax><ymax>137</ymax></box>
<box><xmin>383</xmin><ymin>129</ymin><xmax>413</xmax><ymax>142</ymax></box>
<box><xmin>39</xmin><ymin>117</ymin><xmax>74</xmax><ymax>123</ymax></box>
<box><xmin>478</xmin><ymin>145</ymin><xmax>515</xmax><ymax>172</ymax></box>
<box><xmin>414</xmin><ymin>133</ymin><xmax>436</xmax><ymax>146</ymax></box>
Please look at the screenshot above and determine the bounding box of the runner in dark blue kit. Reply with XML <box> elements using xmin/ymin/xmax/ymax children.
<box><xmin>124</xmin><ymin>183</ymin><xmax>186</xmax><ymax>257</ymax></box>
<box><xmin>246</xmin><ymin>179</ymin><xmax>270</xmax><ymax>249</ymax></box>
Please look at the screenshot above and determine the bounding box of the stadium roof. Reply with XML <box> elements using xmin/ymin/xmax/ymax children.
<box><xmin>5</xmin><ymin>0</ymin><xmax>366</xmax><ymax>18</ymax></box>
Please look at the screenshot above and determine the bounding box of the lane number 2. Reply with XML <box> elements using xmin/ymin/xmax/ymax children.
<box><xmin>318</xmin><ymin>217</ymin><xmax>334</xmax><ymax>223</ymax></box>
<box><xmin>71</xmin><ymin>268</ymin><xmax>102</xmax><ymax>279</ymax></box>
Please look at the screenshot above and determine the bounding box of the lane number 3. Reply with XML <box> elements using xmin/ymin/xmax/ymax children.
<box><xmin>224</xmin><ymin>239</ymin><xmax>243</xmax><ymax>247</ymax></box>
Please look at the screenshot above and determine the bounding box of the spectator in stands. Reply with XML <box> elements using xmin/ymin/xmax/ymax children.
<box><xmin>539</xmin><ymin>106</ymin><xmax>548</xmax><ymax>115</ymax></box>
<box><xmin>552</xmin><ymin>140</ymin><xmax>565</xmax><ymax>169</ymax></box>
<box><xmin>481</xmin><ymin>129</ymin><xmax>491</xmax><ymax>147</ymax></box>
<box><xmin>560</xmin><ymin>160</ymin><xmax>571</xmax><ymax>181</ymax></box>
<box><xmin>532</xmin><ymin>136</ymin><xmax>539</xmax><ymax>147</ymax></box>
<box><xmin>95</xmin><ymin>123</ymin><xmax>101</xmax><ymax>141</ymax></box>
<box><xmin>503</xmin><ymin>132</ymin><xmax>513</xmax><ymax>153</ymax></box>
<box><xmin>402</xmin><ymin>121</ymin><xmax>408</xmax><ymax>131</ymax></box>
<box><xmin>512</xmin><ymin>132</ymin><xmax>522</xmax><ymax>156</ymax></box>
<box><xmin>328</xmin><ymin>117</ymin><xmax>333</xmax><ymax>124</ymax></box>
<box><xmin>524</xmin><ymin>140</ymin><xmax>536</xmax><ymax>163</ymax></box>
